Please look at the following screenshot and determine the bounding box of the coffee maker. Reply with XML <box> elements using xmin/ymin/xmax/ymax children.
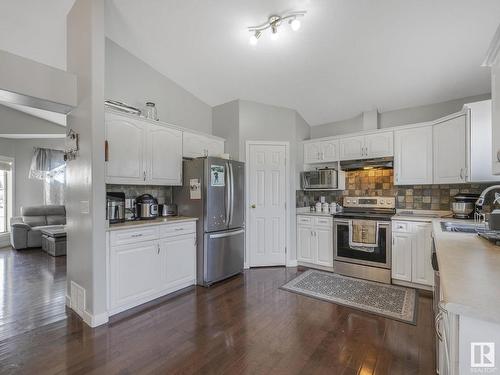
<box><xmin>106</xmin><ymin>192</ymin><xmax>126</xmax><ymax>223</ymax></box>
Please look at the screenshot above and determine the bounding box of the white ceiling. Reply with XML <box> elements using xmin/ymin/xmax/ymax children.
<box><xmin>1</xmin><ymin>1</ymin><xmax>499</xmax><ymax>126</ymax></box>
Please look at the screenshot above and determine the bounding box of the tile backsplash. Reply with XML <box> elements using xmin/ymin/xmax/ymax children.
<box><xmin>296</xmin><ymin>169</ymin><xmax>497</xmax><ymax>211</ymax></box>
<box><xmin>106</xmin><ymin>184</ymin><xmax>173</xmax><ymax>204</ymax></box>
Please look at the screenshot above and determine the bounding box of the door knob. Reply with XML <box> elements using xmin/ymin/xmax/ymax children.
<box><xmin>250</xmin><ymin>204</ymin><xmax>256</xmax><ymax>208</ymax></box>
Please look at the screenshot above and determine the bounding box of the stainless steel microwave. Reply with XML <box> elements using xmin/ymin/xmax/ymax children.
<box><xmin>300</xmin><ymin>169</ymin><xmax>338</xmax><ymax>190</ymax></box>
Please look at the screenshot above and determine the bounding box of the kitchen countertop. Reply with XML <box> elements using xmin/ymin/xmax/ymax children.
<box><xmin>296</xmin><ymin>207</ymin><xmax>334</xmax><ymax>217</ymax></box>
<box><xmin>392</xmin><ymin>209</ymin><xmax>452</xmax><ymax>222</ymax></box>
<box><xmin>107</xmin><ymin>216</ymin><xmax>198</xmax><ymax>231</ymax></box>
<box><xmin>432</xmin><ymin>218</ymin><xmax>500</xmax><ymax>324</ymax></box>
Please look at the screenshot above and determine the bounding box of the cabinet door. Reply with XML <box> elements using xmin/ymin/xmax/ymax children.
<box><xmin>412</xmin><ymin>223</ymin><xmax>434</xmax><ymax>286</ymax></box>
<box><xmin>394</xmin><ymin>126</ymin><xmax>433</xmax><ymax>185</ymax></box>
<box><xmin>146</xmin><ymin>124</ymin><xmax>183</xmax><ymax>185</ymax></box>
<box><xmin>493</xmin><ymin>61</ymin><xmax>500</xmax><ymax>175</ymax></box>
<box><xmin>391</xmin><ymin>232</ymin><xmax>413</xmax><ymax>282</ymax></box>
<box><xmin>159</xmin><ymin>234</ymin><xmax>196</xmax><ymax>291</ymax></box>
<box><xmin>315</xmin><ymin>227</ymin><xmax>333</xmax><ymax>267</ymax></box>
<box><xmin>320</xmin><ymin>140</ymin><xmax>339</xmax><ymax>162</ymax></box>
<box><xmin>340</xmin><ymin>136</ymin><xmax>365</xmax><ymax>160</ymax></box>
<box><xmin>304</xmin><ymin>142</ymin><xmax>322</xmax><ymax>164</ymax></box>
<box><xmin>109</xmin><ymin>240</ymin><xmax>160</xmax><ymax>310</ymax></box>
<box><xmin>183</xmin><ymin>132</ymin><xmax>207</xmax><ymax>158</ymax></box>
<box><xmin>105</xmin><ymin>113</ymin><xmax>147</xmax><ymax>184</ymax></box>
<box><xmin>206</xmin><ymin>138</ymin><xmax>225</xmax><ymax>157</ymax></box>
<box><xmin>297</xmin><ymin>224</ymin><xmax>314</xmax><ymax>263</ymax></box>
<box><xmin>365</xmin><ymin>131</ymin><xmax>394</xmax><ymax>158</ymax></box>
<box><xmin>433</xmin><ymin>115</ymin><xmax>468</xmax><ymax>184</ymax></box>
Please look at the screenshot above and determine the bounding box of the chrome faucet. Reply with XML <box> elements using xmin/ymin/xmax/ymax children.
<box><xmin>475</xmin><ymin>185</ymin><xmax>500</xmax><ymax>209</ymax></box>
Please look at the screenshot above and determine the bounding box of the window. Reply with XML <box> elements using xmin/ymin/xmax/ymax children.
<box><xmin>0</xmin><ymin>157</ymin><xmax>13</xmax><ymax>234</ymax></box>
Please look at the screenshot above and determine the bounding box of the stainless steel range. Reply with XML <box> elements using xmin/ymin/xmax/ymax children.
<box><xmin>333</xmin><ymin>196</ymin><xmax>396</xmax><ymax>284</ymax></box>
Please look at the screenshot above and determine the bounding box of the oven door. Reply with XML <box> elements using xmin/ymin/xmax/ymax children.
<box><xmin>334</xmin><ymin>219</ymin><xmax>391</xmax><ymax>269</ymax></box>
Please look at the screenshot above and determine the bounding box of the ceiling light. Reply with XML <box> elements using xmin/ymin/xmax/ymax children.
<box><xmin>248</xmin><ymin>10</ymin><xmax>306</xmax><ymax>44</ymax></box>
<box><xmin>290</xmin><ymin>18</ymin><xmax>301</xmax><ymax>31</ymax></box>
<box><xmin>249</xmin><ymin>31</ymin><xmax>261</xmax><ymax>45</ymax></box>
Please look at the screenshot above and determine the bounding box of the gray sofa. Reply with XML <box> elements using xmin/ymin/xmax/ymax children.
<box><xmin>10</xmin><ymin>205</ymin><xmax>66</xmax><ymax>250</ymax></box>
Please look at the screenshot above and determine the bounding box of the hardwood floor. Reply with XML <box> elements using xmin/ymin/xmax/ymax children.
<box><xmin>0</xmin><ymin>246</ymin><xmax>67</xmax><ymax>342</ymax></box>
<box><xmin>0</xmin><ymin>266</ymin><xmax>434</xmax><ymax>375</ymax></box>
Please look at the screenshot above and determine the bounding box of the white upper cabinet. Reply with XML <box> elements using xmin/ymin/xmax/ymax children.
<box><xmin>394</xmin><ymin>125</ymin><xmax>433</xmax><ymax>185</ymax></box>
<box><xmin>183</xmin><ymin>132</ymin><xmax>224</xmax><ymax>158</ymax></box>
<box><xmin>466</xmin><ymin>100</ymin><xmax>500</xmax><ymax>182</ymax></box>
<box><xmin>364</xmin><ymin>132</ymin><xmax>394</xmax><ymax>158</ymax></box>
<box><xmin>146</xmin><ymin>124</ymin><xmax>183</xmax><ymax>186</ymax></box>
<box><xmin>487</xmin><ymin>39</ymin><xmax>500</xmax><ymax>175</ymax></box>
<box><xmin>105</xmin><ymin>112</ymin><xmax>147</xmax><ymax>184</ymax></box>
<box><xmin>339</xmin><ymin>131</ymin><xmax>393</xmax><ymax>161</ymax></box>
<box><xmin>304</xmin><ymin>142</ymin><xmax>322</xmax><ymax>164</ymax></box>
<box><xmin>303</xmin><ymin>139</ymin><xmax>339</xmax><ymax>164</ymax></box>
<box><xmin>340</xmin><ymin>136</ymin><xmax>365</xmax><ymax>160</ymax></box>
<box><xmin>105</xmin><ymin>111</ymin><xmax>183</xmax><ymax>185</ymax></box>
<box><xmin>433</xmin><ymin>114</ymin><xmax>468</xmax><ymax>184</ymax></box>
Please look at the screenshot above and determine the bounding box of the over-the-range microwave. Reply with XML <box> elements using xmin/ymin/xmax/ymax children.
<box><xmin>300</xmin><ymin>169</ymin><xmax>338</xmax><ymax>190</ymax></box>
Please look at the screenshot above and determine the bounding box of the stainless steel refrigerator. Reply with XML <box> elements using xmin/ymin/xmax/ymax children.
<box><xmin>173</xmin><ymin>157</ymin><xmax>245</xmax><ymax>286</ymax></box>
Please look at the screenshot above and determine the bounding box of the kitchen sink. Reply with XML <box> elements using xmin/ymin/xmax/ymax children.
<box><xmin>440</xmin><ymin>221</ymin><xmax>486</xmax><ymax>233</ymax></box>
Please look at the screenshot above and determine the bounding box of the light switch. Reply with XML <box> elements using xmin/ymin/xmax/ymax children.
<box><xmin>80</xmin><ymin>200</ymin><xmax>90</xmax><ymax>214</ymax></box>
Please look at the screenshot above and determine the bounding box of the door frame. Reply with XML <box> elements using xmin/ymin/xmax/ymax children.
<box><xmin>245</xmin><ymin>141</ymin><xmax>290</xmax><ymax>268</ymax></box>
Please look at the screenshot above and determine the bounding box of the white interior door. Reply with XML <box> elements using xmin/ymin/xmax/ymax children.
<box><xmin>248</xmin><ymin>143</ymin><xmax>287</xmax><ymax>267</ymax></box>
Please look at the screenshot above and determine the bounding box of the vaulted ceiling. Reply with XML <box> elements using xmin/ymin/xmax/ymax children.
<box><xmin>1</xmin><ymin>0</ymin><xmax>499</xmax><ymax>126</ymax></box>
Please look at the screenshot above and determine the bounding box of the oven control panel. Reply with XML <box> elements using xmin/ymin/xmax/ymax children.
<box><xmin>343</xmin><ymin>196</ymin><xmax>396</xmax><ymax>209</ymax></box>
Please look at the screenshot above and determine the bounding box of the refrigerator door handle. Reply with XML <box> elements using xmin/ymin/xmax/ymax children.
<box><xmin>225</xmin><ymin>161</ymin><xmax>231</xmax><ymax>226</ymax></box>
<box><xmin>229</xmin><ymin>162</ymin><xmax>235</xmax><ymax>226</ymax></box>
<box><xmin>209</xmin><ymin>229</ymin><xmax>245</xmax><ymax>239</ymax></box>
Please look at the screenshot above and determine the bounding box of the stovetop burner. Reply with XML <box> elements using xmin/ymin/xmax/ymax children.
<box><xmin>336</xmin><ymin>196</ymin><xmax>396</xmax><ymax>221</ymax></box>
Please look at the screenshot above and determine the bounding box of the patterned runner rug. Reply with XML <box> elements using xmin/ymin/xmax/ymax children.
<box><xmin>281</xmin><ymin>269</ymin><xmax>418</xmax><ymax>324</ymax></box>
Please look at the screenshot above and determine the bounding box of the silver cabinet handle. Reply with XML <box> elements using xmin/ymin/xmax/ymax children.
<box><xmin>157</xmin><ymin>244</ymin><xmax>160</xmax><ymax>254</ymax></box>
<box><xmin>143</xmin><ymin>171</ymin><xmax>146</xmax><ymax>181</ymax></box>
<box><xmin>131</xmin><ymin>233</ymin><xmax>143</xmax><ymax>238</ymax></box>
<box><xmin>497</xmin><ymin>150</ymin><xmax>500</xmax><ymax>162</ymax></box>
<box><xmin>460</xmin><ymin>168</ymin><xmax>464</xmax><ymax>180</ymax></box>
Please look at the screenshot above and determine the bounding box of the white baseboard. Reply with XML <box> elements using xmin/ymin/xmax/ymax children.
<box><xmin>244</xmin><ymin>262</ymin><xmax>249</xmax><ymax>269</ymax></box>
<box><xmin>82</xmin><ymin>310</ymin><xmax>109</xmax><ymax>327</ymax></box>
<box><xmin>286</xmin><ymin>260</ymin><xmax>298</xmax><ymax>267</ymax></box>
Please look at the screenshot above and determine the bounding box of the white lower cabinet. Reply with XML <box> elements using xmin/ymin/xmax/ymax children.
<box><xmin>391</xmin><ymin>220</ymin><xmax>433</xmax><ymax>287</ymax></box>
<box><xmin>297</xmin><ymin>215</ymin><xmax>333</xmax><ymax>268</ymax></box>
<box><xmin>109</xmin><ymin>240</ymin><xmax>160</xmax><ymax>310</ymax></box>
<box><xmin>108</xmin><ymin>222</ymin><xmax>196</xmax><ymax>315</ymax></box>
<box><xmin>391</xmin><ymin>232</ymin><xmax>413</xmax><ymax>282</ymax></box>
<box><xmin>159</xmin><ymin>234</ymin><xmax>196</xmax><ymax>291</ymax></box>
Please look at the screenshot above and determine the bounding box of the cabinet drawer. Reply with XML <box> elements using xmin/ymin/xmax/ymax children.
<box><xmin>110</xmin><ymin>226</ymin><xmax>160</xmax><ymax>247</ymax></box>
<box><xmin>160</xmin><ymin>221</ymin><xmax>196</xmax><ymax>238</ymax></box>
<box><xmin>297</xmin><ymin>216</ymin><xmax>313</xmax><ymax>225</ymax></box>
<box><xmin>315</xmin><ymin>216</ymin><xmax>333</xmax><ymax>227</ymax></box>
<box><xmin>392</xmin><ymin>221</ymin><xmax>411</xmax><ymax>232</ymax></box>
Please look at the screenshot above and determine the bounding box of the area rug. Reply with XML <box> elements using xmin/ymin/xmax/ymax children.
<box><xmin>280</xmin><ymin>269</ymin><xmax>418</xmax><ymax>325</ymax></box>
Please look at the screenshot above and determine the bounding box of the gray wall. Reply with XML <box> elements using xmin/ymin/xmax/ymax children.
<box><xmin>0</xmin><ymin>104</ymin><xmax>66</xmax><ymax>136</ymax></box>
<box><xmin>0</xmin><ymin>49</ymin><xmax>76</xmax><ymax>110</ymax></box>
<box><xmin>212</xmin><ymin>100</ymin><xmax>239</xmax><ymax>160</ymax></box>
<box><xmin>66</xmin><ymin>0</ymin><xmax>107</xmax><ymax>323</ymax></box>
<box><xmin>311</xmin><ymin>94</ymin><xmax>491</xmax><ymax>138</ymax></box>
<box><xmin>105</xmin><ymin>38</ymin><xmax>212</xmax><ymax>134</ymax></box>
<box><xmin>213</xmin><ymin>99</ymin><xmax>311</xmax><ymax>264</ymax></box>
<box><xmin>0</xmin><ymin>138</ymin><xmax>65</xmax><ymax>215</ymax></box>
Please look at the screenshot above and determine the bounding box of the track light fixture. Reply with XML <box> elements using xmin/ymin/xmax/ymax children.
<box><xmin>248</xmin><ymin>10</ymin><xmax>306</xmax><ymax>45</ymax></box>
